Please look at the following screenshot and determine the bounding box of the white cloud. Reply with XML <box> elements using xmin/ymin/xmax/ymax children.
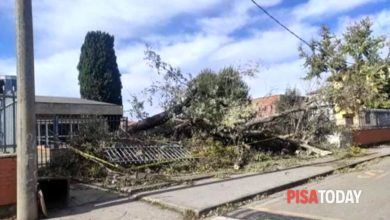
<box><xmin>31</xmin><ymin>0</ymin><xmax>224</xmax><ymax>55</ymax></box>
<box><xmin>198</xmin><ymin>0</ymin><xmax>282</xmax><ymax>35</ymax></box>
<box><xmin>34</xmin><ymin>49</ymin><xmax>80</xmax><ymax>97</ymax></box>
<box><xmin>2</xmin><ymin>0</ymin><xmax>388</xmax><ymax>117</ymax></box>
<box><xmin>1</xmin><ymin>52</ymin><xmax>80</xmax><ymax>98</ymax></box>
<box><xmin>0</xmin><ymin>58</ymin><xmax>15</xmax><ymax>76</ymax></box>
<box><xmin>246</xmin><ymin>59</ymin><xmax>308</xmax><ymax>98</ymax></box>
<box><xmin>212</xmin><ymin>23</ymin><xmax>318</xmax><ymax>64</ymax></box>
<box><xmin>158</xmin><ymin>34</ymin><xmax>232</xmax><ymax>68</ymax></box>
<box><xmin>293</xmin><ymin>0</ymin><xmax>377</xmax><ymax>20</ymax></box>
<box><xmin>369</xmin><ymin>9</ymin><xmax>390</xmax><ymax>36</ymax></box>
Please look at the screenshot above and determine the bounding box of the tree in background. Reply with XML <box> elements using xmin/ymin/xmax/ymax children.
<box><xmin>300</xmin><ymin>18</ymin><xmax>390</xmax><ymax>112</ymax></box>
<box><xmin>276</xmin><ymin>87</ymin><xmax>304</xmax><ymax>113</ymax></box>
<box><xmin>78</xmin><ymin>31</ymin><xmax>122</xmax><ymax>106</ymax></box>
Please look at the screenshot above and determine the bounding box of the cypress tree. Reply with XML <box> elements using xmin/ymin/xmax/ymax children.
<box><xmin>77</xmin><ymin>31</ymin><xmax>122</xmax><ymax>106</ymax></box>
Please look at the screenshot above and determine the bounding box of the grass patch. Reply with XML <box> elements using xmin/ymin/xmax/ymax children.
<box><xmin>335</xmin><ymin>157</ymin><xmax>382</xmax><ymax>174</ymax></box>
<box><xmin>200</xmin><ymin>194</ymin><xmax>269</xmax><ymax>219</ymax></box>
<box><xmin>332</xmin><ymin>145</ymin><xmax>367</xmax><ymax>159</ymax></box>
<box><xmin>243</xmin><ymin>152</ymin><xmax>315</xmax><ymax>173</ymax></box>
<box><xmin>183</xmin><ymin>210</ymin><xmax>197</xmax><ymax>220</ymax></box>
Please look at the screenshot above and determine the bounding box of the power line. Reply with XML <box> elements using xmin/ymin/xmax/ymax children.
<box><xmin>249</xmin><ymin>0</ymin><xmax>355</xmax><ymax>65</ymax></box>
<box><xmin>250</xmin><ymin>0</ymin><xmax>312</xmax><ymax>48</ymax></box>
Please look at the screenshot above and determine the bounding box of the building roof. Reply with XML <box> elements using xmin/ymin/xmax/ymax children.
<box><xmin>34</xmin><ymin>96</ymin><xmax>123</xmax><ymax>116</ymax></box>
<box><xmin>35</xmin><ymin>96</ymin><xmax>118</xmax><ymax>106</ymax></box>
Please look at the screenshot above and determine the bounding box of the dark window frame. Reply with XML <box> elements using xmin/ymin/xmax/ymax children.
<box><xmin>365</xmin><ymin>112</ymin><xmax>371</xmax><ymax>124</ymax></box>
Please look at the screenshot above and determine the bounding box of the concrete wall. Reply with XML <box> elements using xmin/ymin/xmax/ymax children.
<box><xmin>0</xmin><ymin>154</ymin><xmax>16</xmax><ymax>206</ymax></box>
<box><xmin>36</xmin><ymin>102</ymin><xmax>122</xmax><ymax>115</ymax></box>
<box><xmin>334</xmin><ymin>110</ymin><xmax>359</xmax><ymax>127</ymax></box>
<box><xmin>352</xmin><ymin>128</ymin><xmax>390</xmax><ymax>146</ymax></box>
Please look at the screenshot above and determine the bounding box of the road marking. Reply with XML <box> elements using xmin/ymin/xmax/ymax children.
<box><xmin>250</xmin><ymin>207</ymin><xmax>342</xmax><ymax>220</ymax></box>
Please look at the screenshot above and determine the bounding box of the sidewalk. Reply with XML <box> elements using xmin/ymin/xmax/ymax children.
<box><xmin>47</xmin><ymin>184</ymin><xmax>183</xmax><ymax>220</ymax></box>
<box><xmin>136</xmin><ymin>147</ymin><xmax>390</xmax><ymax>218</ymax></box>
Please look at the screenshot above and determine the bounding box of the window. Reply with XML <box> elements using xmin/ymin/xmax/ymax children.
<box><xmin>58</xmin><ymin>124</ymin><xmax>70</xmax><ymax>136</ymax></box>
<box><xmin>344</xmin><ymin>115</ymin><xmax>354</xmax><ymax>126</ymax></box>
<box><xmin>72</xmin><ymin>124</ymin><xmax>79</xmax><ymax>133</ymax></box>
<box><xmin>365</xmin><ymin>112</ymin><xmax>371</xmax><ymax>124</ymax></box>
<box><xmin>48</xmin><ymin>124</ymin><xmax>54</xmax><ymax>135</ymax></box>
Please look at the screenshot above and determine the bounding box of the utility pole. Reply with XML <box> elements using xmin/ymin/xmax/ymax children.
<box><xmin>15</xmin><ymin>0</ymin><xmax>38</xmax><ymax>219</ymax></box>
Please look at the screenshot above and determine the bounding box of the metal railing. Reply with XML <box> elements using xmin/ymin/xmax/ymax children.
<box><xmin>0</xmin><ymin>92</ymin><xmax>16</xmax><ymax>154</ymax></box>
<box><xmin>103</xmin><ymin>144</ymin><xmax>191</xmax><ymax>165</ymax></box>
<box><xmin>358</xmin><ymin>109</ymin><xmax>390</xmax><ymax>129</ymax></box>
<box><xmin>36</xmin><ymin>115</ymin><xmax>128</xmax><ymax>167</ymax></box>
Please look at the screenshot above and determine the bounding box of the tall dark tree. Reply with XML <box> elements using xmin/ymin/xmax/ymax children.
<box><xmin>78</xmin><ymin>31</ymin><xmax>122</xmax><ymax>106</ymax></box>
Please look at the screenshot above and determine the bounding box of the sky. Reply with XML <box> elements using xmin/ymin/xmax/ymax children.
<box><xmin>1</xmin><ymin>0</ymin><xmax>390</xmax><ymax>116</ymax></box>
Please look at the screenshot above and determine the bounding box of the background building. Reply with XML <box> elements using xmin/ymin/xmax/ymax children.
<box><xmin>0</xmin><ymin>75</ymin><xmax>123</xmax><ymax>154</ymax></box>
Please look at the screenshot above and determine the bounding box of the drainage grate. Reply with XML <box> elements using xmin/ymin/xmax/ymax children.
<box><xmin>103</xmin><ymin>144</ymin><xmax>191</xmax><ymax>165</ymax></box>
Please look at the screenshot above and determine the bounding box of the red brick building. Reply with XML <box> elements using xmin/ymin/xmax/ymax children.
<box><xmin>0</xmin><ymin>154</ymin><xmax>16</xmax><ymax>216</ymax></box>
<box><xmin>252</xmin><ymin>95</ymin><xmax>282</xmax><ymax>118</ymax></box>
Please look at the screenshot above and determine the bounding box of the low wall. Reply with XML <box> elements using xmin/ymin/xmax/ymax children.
<box><xmin>353</xmin><ymin>128</ymin><xmax>390</xmax><ymax>146</ymax></box>
<box><xmin>0</xmin><ymin>154</ymin><xmax>16</xmax><ymax>217</ymax></box>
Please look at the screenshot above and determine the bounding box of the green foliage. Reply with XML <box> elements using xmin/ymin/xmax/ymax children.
<box><xmin>69</xmin><ymin>118</ymin><xmax>111</xmax><ymax>153</ymax></box>
<box><xmin>78</xmin><ymin>31</ymin><xmax>122</xmax><ymax>105</ymax></box>
<box><xmin>250</xmin><ymin>151</ymin><xmax>273</xmax><ymax>162</ymax></box>
<box><xmin>277</xmin><ymin>87</ymin><xmax>304</xmax><ymax>112</ymax></box>
<box><xmin>346</xmin><ymin>145</ymin><xmax>366</xmax><ymax>157</ymax></box>
<box><xmin>39</xmin><ymin>118</ymin><xmax>113</xmax><ymax>179</ymax></box>
<box><xmin>184</xmin><ymin>67</ymin><xmax>253</xmax><ymax>136</ymax></box>
<box><xmin>300</xmin><ymin>18</ymin><xmax>390</xmax><ymax>112</ymax></box>
<box><xmin>190</xmin><ymin>138</ymin><xmax>238</xmax><ymax>171</ymax></box>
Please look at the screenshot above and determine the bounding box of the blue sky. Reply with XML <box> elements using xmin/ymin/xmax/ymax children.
<box><xmin>1</xmin><ymin>0</ymin><xmax>390</xmax><ymax>115</ymax></box>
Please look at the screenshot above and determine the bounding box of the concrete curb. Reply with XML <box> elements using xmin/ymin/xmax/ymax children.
<box><xmin>141</xmin><ymin>152</ymin><xmax>390</xmax><ymax>218</ymax></box>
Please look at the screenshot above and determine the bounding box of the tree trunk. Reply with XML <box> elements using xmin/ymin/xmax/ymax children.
<box><xmin>127</xmin><ymin>99</ymin><xmax>189</xmax><ymax>133</ymax></box>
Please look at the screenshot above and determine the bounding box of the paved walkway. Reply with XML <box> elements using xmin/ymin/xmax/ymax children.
<box><xmin>137</xmin><ymin>147</ymin><xmax>390</xmax><ymax>217</ymax></box>
<box><xmin>47</xmin><ymin>147</ymin><xmax>390</xmax><ymax>219</ymax></box>
<box><xmin>219</xmin><ymin>156</ymin><xmax>390</xmax><ymax>220</ymax></box>
<box><xmin>47</xmin><ymin>184</ymin><xmax>182</xmax><ymax>220</ymax></box>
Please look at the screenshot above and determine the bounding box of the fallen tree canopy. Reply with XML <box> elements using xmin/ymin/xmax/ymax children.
<box><xmin>126</xmin><ymin>97</ymin><xmax>334</xmax><ymax>157</ymax></box>
<box><xmin>124</xmin><ymin>48</ymin><xmax>336</xmax><ymax>168</ymax></box>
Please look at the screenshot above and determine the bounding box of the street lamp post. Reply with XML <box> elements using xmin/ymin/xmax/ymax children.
<box><xmin>15</xmin><ymin>0</ymin><xmax>38</xmax><ymax>219</ymax></box>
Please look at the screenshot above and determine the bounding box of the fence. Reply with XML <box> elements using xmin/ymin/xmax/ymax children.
<box><xmin>358</xmin><ymin>109</ymin><xmax>390</xmax><ymax>129</ymax></box>
<box><xmin>103</xmin><ymin>144</ymin><xmax>191</xmax><ymax>165</ymax></box>
<box><xmin>36</xmin><ymin>116</ymin><xmax>128</xmax><ymax>167</ymax></box>
<box><xmin>0</xmin><ymin>92</ymin><xmax>16</xmax><ymax>154</ymax></box>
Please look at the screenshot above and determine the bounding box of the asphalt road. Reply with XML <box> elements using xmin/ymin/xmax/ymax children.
<box><xmin>222</xmin><ymin>156</ymin><xmax>390</xmax><ymax>220</ymax></box>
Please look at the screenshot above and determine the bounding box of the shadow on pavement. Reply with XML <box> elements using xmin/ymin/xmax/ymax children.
<box><xmin>47</xmin><ymin>183</ymin><xmax>134</xmax><ymax>219</ymax></box>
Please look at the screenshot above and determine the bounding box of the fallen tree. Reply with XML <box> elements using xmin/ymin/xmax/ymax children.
<box><xmin>124</xmin><ymin>48</ymin><xmax>335</xmax><ymax>170</ymax></box>
<box><xmin>127</xmin><ymin>99</ymin><xmax>189</xmax><ymax>133</ymax></box>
